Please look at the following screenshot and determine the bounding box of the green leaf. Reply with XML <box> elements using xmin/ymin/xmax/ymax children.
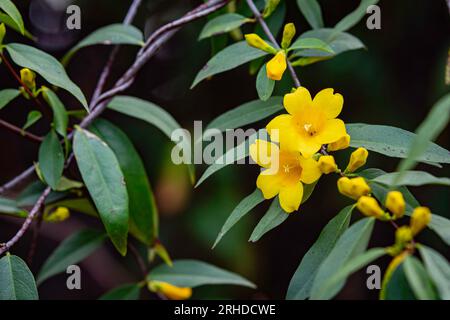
<box><xmin>53</xmin><ymin>176</ymin><xmax>83</xmax><ymax>192</ymax></box>
<box><xmin>199</xmin><ymin>13</ymin><xmax>249</xmax><ymax>40</ymax></box>
<box><xmin>147</xmin><ymin>259</ymin><xmax>256</xmax><ymax>289</ymax></box>
<box><xmin>373</xmin><ymin>170</ymin><xmax>450</xmax><ymax>187</ymax></box>
<box><xmin>213</xmin><ymin>188</ymin><xmax>265</xmax><ymax>249</ymax></box>
<box><xmin>44</xmin><ymin>198</ymin><xmax>97</xmax><ymax>218</ymax></box>
<box><xmin>310</xmin><ymin>217</ymin><xmax>375</xmax><ymax>299</ymax></box>
<box><xmin>191</xmin><ymin>41</ymin><xmax>268</xmax><ymax>88</ymax></box>
<box><xmin>205</xmin><ymin>97</ymin><xmax>282</xmax><ymax>136</ymax></box>
<box><xmin>347</xmin><ymin>123</ymin><xmax>450</xmax><ymax>165</ymax></box>
<box><xmin>0</xmin><ymin>196</ymin><xmax>27</xmax><ymax>218</ymax></box>
<box><xmin>16</xmin><ymin>180</ymin><xmax>66</xmax><ymax>207</ymax></box>
<box><xmin>0</xmin><ymin>88</ymin><xmax>20</xmax><ymax>110</ymax></box>
<box><xmin>62</xmin><ymin>24</ymin><xmax>144</xmax><ymax>65</ymax></box>
<box><xmin>0</xmin><ymin>254</ymin><xmax>38</xmax><ymax>300</ymax></box>
<box><xmin>403</xmin><ymin>255</ymin><xmax>438</xmax><ymax>300</ymax></box>
<box><xmin>38</xmin><ymin>130</ymin><xmax>64</xmax><ymax>190</ymax></box>
<box><xmin>0</xmin><ymin>0</ymin><xmax>24</xmax><ymax>34</ymax></box>
<box><xmin>99</xmin><ymin>283</ymin><xmax>141</xmax><ymax>300</ymax></box>
<box><xmin>335</xmin><ymin>0</ymin><xmax>379</xmax><ymax>32</ymax></box>
<box><xmin>249</xmin><ymin>197</ymin><xmax>288</xmax><ymax>242</ymax></box>
<box><xmin>289</xmin><ymin>37</ymin><xmax>334</xmax><ymax>53</ymax></box>
<box><xmin>0</xmin><ymin>12</ymin><xmax>33</xmax><ymax>39</ymax></box>
<box><xmin>384</xmin><ymin>263</ymin><xmax>416</xmax><ymax>300</ymax></box>
<box><xmin>73</xmin><ymin>127</ymin><xmax>129</xmax><ymax>255</ymax></box>
<box><xmin>286</xmin><ymin>205</ymin><xmax>354</xmax><ymax>300</ymax></box>
<box><xmin>22</xmin><ymin>110</ymin><xmax>42</xmax><ymax>130</ymax></box>
<box><xmin>5</xmin><ymin>43</ymin><xmax>88</xmax><ymax>110</ymax></box>
<box><xmin>419</xmin><ymin>245</ymin><xmax>450</xmax><ymax>300</ymax></box>
<box><xmin>37</xmin><ymin>229</ymin><xmax>106</xmax><ymax>285</ymax></box>
<box><xmin>256</xmin><ymin>64</ymin><xmax>275</xmax><ymax>101</ymax></box>
<box><xmin>296</xmin><ymin>0</ymin><xmax>324</xmax><ymax>29</ymax></box>
<box><xmin>397</xmin><ymin>92</ymin><xmax>450</xmax><ymax>172</ymax></box>
<box><xmin>91</xmin><ymin>119</ymin><xmax>158</xmax><ymax>245</ymax></box>
<box><xmin>108</xmin><ymin>96</ymin><xmax>195</xmax><ymax>185</ymax></box>
<box><xmin>41</xmin><ymin>88</ymin><xmax>68</xmax><ymax>137</ymax></box>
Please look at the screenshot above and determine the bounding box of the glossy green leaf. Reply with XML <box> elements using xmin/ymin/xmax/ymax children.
<box><xmin>5</xmin><ymin>43</ymin><xmax>88</xmax><ymax>110</ymax></box>
<box><xmin>199</xmin><ymin>13</ymin><xmax>249</xmax><ymax>40</ymax></box>
<box><xmin>335</xmin><ymin>0</ymin><xmax>379</xmax><ymax>32</ymax></box>
<box><xmin>289</xmin><ymin>37</ymin><xmax>334</xmax><ymax>53</ymax></box>
<box><xmin>419</xmin><ymin>245</ymin><xmax>450</xmax><ymax>300</ymax></box>
<box><xmin>347</xmin><ymin>123</ymin><xmax>450</xmax><ymax>165</ymax></box>
<box><xmin>0</xmin><ymin>12</ymin><xmax>33</xmax><ymax>39</ymax></box>
<box><xmin>296</xmin><ymin>0</ymin><xmax>323</xmax><ymax>29</ymax></box>
<box><xmin>62</xmin><ymin>24</ymin><xmax>144</xmax><ymax>65</ymax></box>
<box><xmin>91</xmin><ymin>119</ymin><xmax>158</xmax><ymax>245</ymax></box>
<box><xmin>384</xmin><ymin>263</ymin><xmax>416</xmax><ymax>300</ymax></box>
<box><xmin>213</xmin><ymin>188</ymin><xmax>265</xmax><ymax>249</ymax></box>
<box><xmin>249</xmin><ymin>197</ymin><xmax>288</xmax><ymax>242</ymax></box>
<box><xmin>310</xmin><ymin>217</ymin><xmax>375</xmax><ymax>299</ymax></box>
<box><xmin>256</xmin><ymin>64</ymin><xmax>275</xmax><ymax>101</ymax></box>
<box><xmin>191</xmin><ymin>41</ymin><xmax>268</xmax><ymax>88</ymax></box>
<box><xmin>403</xmin><ymin>256</ymin><xmax>438</xmax><ymax>300</ymax></box>
<box><xmin>0</xmin><ymin>254</ymin><xmax>38</xmax><ymax>300</ymax></box>
<box><xmin>53</xmin><ymin>176</ymin><xmax>83</xmax><ymax>192</ymax></box>
<box><xmin>0</xmin><ymin>88</ymin><xmax>20</xmax><ymax>110</ymax></box>
<box><xmin>41</xmin><ymin>88</ymin><xmax>68</xmax><ymax>137</ymax></box>
<box><xmin>73</xmin><ymin>127</ymin><xmax>129</xmax><ymax>255</ymax></box>
<box><xmin>0</xmin><ymin>0</ymin><xmax>24</xmax><ymax>34</ymax></box>
<box><xmin>286</xmin><ymin>205</ymin><xmax>354</xmax><ymax>300</ymax></box>
<box><xmin>99</xmin><ymin>283</ymin><xmax>141</xmax><ymax>300</ymax></box>
<box><xmin>397</xmin><ymin>92</ymin><xmax>450</xmax><ymax>172</ymax></box>
<box><xmin>38</xmin><ymin>130</ymin><xmax>64</xmax><ymax>190</ymax></box>
<box><xmin>37</xmin><ymin>229</ymin><xmax>106</xmax><ymax>285</ymax></box>
<box><xmin>373</xmin><ymin>170</ymin><xmax>450</xmax><ymax>187</ymax></box>
<box><xmin>147</xmin><ymin>260</ymin><xmax>256</xmax><ymax>288</ymax></box>
<box><xmin>22</xmin><ymin>110</ymin><xmax>42</xmax><ymax>130</ymax></box>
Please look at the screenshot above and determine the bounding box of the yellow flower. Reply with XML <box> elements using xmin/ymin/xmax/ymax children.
<box><xmin>44</xmin><ymin>207</ymin><xmax>70</xmax><ymax>222</ymax></box>
<box><xmin>327</xmin><ymin>133</ymin><xmax>350</xmax><ymax>152</ymax></box>
<box><xmin>267</xmin><ymin>87</ymin><xmax>347</xmax><ymax>158</ymax></box>
<box><xmin>281</xmin><ymin>23</ymin><xmax>296</xmax><ymax>49</ymax></box>
<box><xmin>318</xmin><ymin>155</ymin><xmax>337</xmax><ymax>174</ymax></box>
<box><xmin>337</xmin><ymin>176</ymin><xmax>370</xmax><ymax>200</ymax></box>
<box><xmin>356</xmin><ymin>196</ymin><xmax>386</xmax><ymax>219</ymax></box>
<box><xmin>250</xmin><ymin>139</ymin><xmax>321</xmax><ymax>213</ymax></box>
<box><xmin>266</xmin><ymin>51</ymin><xmax>287</xmax><ymax>81</ymax></box>
<box><xmin>410</xmin><ymin>206</ymin><xmax>431</xmax><ymax>235</ymax></box>
<box><xmin>20</xmin><ymin>68</ymin><xmax>36</xmax><ymax>91</ymax></box>
<box><xmin>395</xmin><ymin>226</ymin><xmax>413</xmax><ymax>244</ymax></box>
<box><xmin>385</xmin><ymin>191</ymin><xmax>405</xmax><ymax>219</ymax></box>
<box><xmin>148</xmin><ymin>281</ymin><xmax>192</xmax><ymax>300</ymax></box>
<box><xmin>346</xmin><ymin>147</ymin><xmax>368</xmax><ymax>173</ymax></box>
<box><xmin>245</xmin><ymin>33</ymin><xmax>276</xmax><ymax>54</ymax></box>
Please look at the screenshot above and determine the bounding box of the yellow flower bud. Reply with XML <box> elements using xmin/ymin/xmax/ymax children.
<box><xmin>244</xmin><ymin>33</ymin><xmax>276</xmax><ymax>54</ymax></box>
<box><xmin>266</xmin><ymin>51</ymin><xmax>287</xmax><ymax>81</ymax></box>
<box><xmin>263</xmin><ymin>0</ymin><xmax>281</xmax><ymax>18</ymax></box>
<box><xmin>281</xmin><ymin>23</ymin><xmax>296</xmax><ymax>49</ymax></box>
<box><xmin>318</xmin><ymin>155</ymin><xmax>338</xmax><ymax>174</ymax></box>
<box><xmin>410</xmin><ymin>206</ymin><xmax>431</xmax><ymax>235</ymax></box>
<box><xmin>20</xmin><ymin>68</ymin><xmax>36</xmax><ymax>91</ymax></box>
<box><xmin>356</xmin><ymin>196</ymin><xmax>386</xmax><ymax>219</ymax></box>
<box><xmin>337</xmin><ymin>176</ymin><xmax>371</xmax><ymax>200</ymax></box>
<box><xmin>45</xmin><ymin>207</ymin><xmax>70</xmax><ymax>222</ymax></box>
<box><xmin>395</xmin><ymin>226</ymin><xmax>413</xmax><ymax>245</ymax></box>
<box><xmin>385</xmin><ymin>191</ymin><xmax>405</xmax><ymax>219</ymax></box>
<box><xmin>328</xmin><ymin>134</ymin><xmax>350</xmax><ymax>152</ymax></box>
<box><xmin>0</xmin><ymin>23</ymin><xmax>6</xmax><ymax>45</ymax></box>
<box><xmin>346</xmin><ymin>147</ymin><xmax>368</xmax><ymax>173</ymax></box>
<box><xmin>148</xmin><ymin>281</ymin><xmax>192</xmax><ymax>300</ymax></box>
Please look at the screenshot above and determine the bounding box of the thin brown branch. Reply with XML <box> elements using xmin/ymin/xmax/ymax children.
<box><xmin>0</xmin><ymin>118</ymin><xmax>43</xmax><ymax>143</ymax></box>
<box><xmin>27</xmin><ymin>208</ymin><xmax>44</xmax><ymax>265</ymax></box>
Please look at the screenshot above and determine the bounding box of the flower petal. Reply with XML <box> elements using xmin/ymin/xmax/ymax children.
<box><xmin>313</xmin><ymin>88</ymin><xmax>343</xmax><ymax>119</ymax></box>
<box><xmin>299</xmin><ymin>157</ymin><xmax>322</xmax><ymax>184</ymax></box>
<box><xmin>279</xmin><ymin>181</ymin><xmax>303</xmax><ymax>213</ymax></box>
<box><xmin>266</xmin><ymin>114</ymin><xmax>293</xmax><ymax>143</ymax></box>
<box><xmin>297</xmin><ymin>136</ymin><xmax>322</xmax><ymax>158</ymax></box>
<box><xmin>283</xmin><ymin>87</ymin><xmax>312</xmax><ymax>115</ymax></box>
<box><xmin>256</xmin><ymin>171</ymin><xmax>282</xmax><ymax>199</ymax></box>
<box><xmin>249</xmin><ymin>139</ymin><xmax>279</xmax><ymax>168</ymax></box>
<box><xmin>316</xmin><ymin>118</ymin><xmax>347</xmax><ymax>144</ymax></box>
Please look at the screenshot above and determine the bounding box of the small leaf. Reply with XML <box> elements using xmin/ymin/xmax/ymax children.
<box><xmin>38</xmin><ymin>130</ymin><xmax>64</xmax><ymax>190</ymax></box>
<box><xmin>384</xmin><ymin>263</ymin><xmax>416</xmax><ymax>300</ymax></box>
<box><xmin>296</xmin><ymin>0</ymin><xmax>324</xmax><ymax>29</ymax></box>
<box><xmin>403</xmin><ymin>256</ymin><xmax>438</xmax><ymax>300</ymax></box>
<box><xmin>5</xmin><ymin>43</ymin><xmax>88</xmax><ymax>110</ymax></box>
<box><xmin>0</xmin><ymin>12</ymin><xmax>33</xmax><ymax>39</ymax></box>
<box><xmin>147</xmin><ymin>260</ymin><xmax>256</xmax><ymax>289</ymax></box>
<box><xmin>334</xmin><ymin>0</ymin><xmax>379</xmax><ymax>32</ymax></box>
<box><xmin>191</xmin><ymin>41</ymin><xmax>268</xmax><ymax>88</ymax></box>
<box><xmin>53</xmin><ymin>176</ymin><xmax>83</xmax><ymax>192</ymax></box>
<box><xmin>0</xmin><ymin>196</ymin><xmax>27</xmax><ymax>218</ymax></box>
<box><xmin>199</xmin><ymin>13</ymin><xmax>249</xmax><ymax>40</ymax></box>
<box><xmin>99</xmin><ymin>283</ymin><xmax>141</xmax><ymax>300</ymax></box>
<box><xmin>41</xmin><ymin>88</ymin><xmax>68</xmax><ymax>137</ymax></box>
<box><xmin>62</xmin><ymin>24</ymin><xmax>144</xmax><ymax>65</ymax></box>
<box><xmin>419</xmin><ymin>245</ymin><xmax>450</xmax><ymax>300</ymax></box>
<box><xmin>0</xmin><ymin>254</ymin><xmax>38</xmax><ymax>300</ymax></box>
<box><xmin>256</xmin><ymin>64</ymin><xmax>275</xmax><ymax>101</ymax></box>
<box><xmin>22</xmin><ymin>110</ymin><xmax>42</xmax><ymax>130</ymax></box>
<box><xmin>73</xmin><ymin>127</ymin><xmax>129</xmax><ymax>255</ymax></box>
<box><xmin>249</xmin><ymin>197</ymin><xmax>288</xmax><ymax>242</ymax></box>
<box><xmin>213</xmin><ymin>188</ymin><xmax>265</xmax><ymax>249</ymax></box>
<box><xmin>0</xmin><ymin>88</ymin><xmax>20</xmax><ymax>110</ymax></box>
<box><xmin>289</xmin><ymin>37</ymin><xmax>334</xmax><ymax>53</ymax></box>
<box><xmin>0</xmin><ymin>0</ymin><xmax>24</xmax><ymax>34</ymax></box>
<box><xmin>372</xmin><ymin>170</ymin><xmax>450</xmax><ymax>187</ymax></box>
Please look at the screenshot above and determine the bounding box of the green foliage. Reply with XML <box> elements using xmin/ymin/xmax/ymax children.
<box><xmin>22</xmin><ymin>110</ymin><xmax>42</xmax><ymax>130</ymax></box>
<box><xmin>373</xmin><ymin>170</ymin><xmax>450</xmax><ymax>187</ymax></box>
<box><xmin>99</xmin><ymin>283</ymin><xmax>141</xmax><ymax>300</ymax></box>
<box><xmin>403</xmin><ymin>256</ymin><xmax>438</xmax><ymax>300</ymax></box>
<box><xmin>43</xmin><ymin>198</ymin><xmax>97</xmax><ymax>218</ymax></box>
<box><xmin>383</xmin><ymin>263</ymin><xmax>416</xmax><ymax>300</ymax></box>
<box><xmin>73</xmin><ymin>127</ymin><xmax>129</xmax><ymax>255</ymax></box>
<box><xmin>288</xmin><ymin>37</ymin><xmax>333</xmax><ymax>53</ymax></box>
<box><xmin>41</xmin><ymin>88</ymin><xmax>68</xmax><ymax>137</ymax></box>
<box><xmin>249</xmin><ymin>197</ymin><xmax>288</xmax><ymax>242</ymax></box>
<box><xmin>0</xmin><ymin>12</ymin><xmax>33</xmax><ymax>39</ymax></box>
<box><xmin>38</xmin><ymin>130</ymin><xmax>64</xmax><ymax>190</ymax></box>
<box><xmin>334</xmin><ymin>0</ymin><xmax>379</xmax><ymax>32</ymax></box>
<box><xmin>199</xmin><ymin>13</ymin><xmax>250</xmax><ymax>40</ymax></box>
<box><xmin>256</xmin><ymin>64</ymin><xmax>275</xmax><ymax>101</ymax></box>
<box><xmin>0</xmin><ymin>0</ymin><xmax>24</xmax><ymax>34</ymax></box>
<box><xmin>0</xmin><ymin>196</ymin><xmax>27</xmax><ymax>217</ymax></box>
<box><xmin>0</xmin><ymin>88</ymin><xmax>20</xmax><ymax>110</ymax></box>
<box><xmin>296</xmin><ymin>0</ymin><xmax>324</xmax><ymax>29</ymax></box>
<box><xmin>419</xmin><ymin>245</ymin><xmax>450</xmax><ymax>299</ymax></box>
<box><xmin>0</xmin><ymin>254</ymin><xmax>38</xmax><ymax>300</ymax></box>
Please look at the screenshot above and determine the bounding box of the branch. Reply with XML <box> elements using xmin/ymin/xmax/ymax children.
<box><xmin>245</xmin><ymin>0</ymin><xmax>301</xmax><ymax>87</ymax></box>
<box><xmin>0</xmin><ymin>118</ymin><xmax>43</xmax><ymax>143</ymax></box>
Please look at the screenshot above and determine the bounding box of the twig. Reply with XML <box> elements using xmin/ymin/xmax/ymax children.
<box><xmin>0</xmin><ymin>165</ymin><xmax>35</xmax><ymax>195</ymax></box>
<box><xmin>0</xmin><ymin>118</ymin><xmax>43</xmax><ymax>143</ymax></box>
<box><xmin>27</xmin><ymin>208</ymin><xmax>44</xmax><ymax>265</ymax></box>
<box><xmin>245</xmin><ymin>0</ymin><xmax>301</xmax><ymax>87</ymax></box>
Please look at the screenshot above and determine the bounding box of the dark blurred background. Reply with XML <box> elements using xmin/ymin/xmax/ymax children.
<box><xmin>0</xmin><ymin>0</ymin><xmax>449</xmax><ymax>299</ymax></box>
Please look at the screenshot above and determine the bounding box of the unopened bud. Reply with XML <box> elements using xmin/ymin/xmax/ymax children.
<box><xmin>346</xmin><ymin>147</ymin><xmax>368</xmax><ymax>173</ymax></box>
